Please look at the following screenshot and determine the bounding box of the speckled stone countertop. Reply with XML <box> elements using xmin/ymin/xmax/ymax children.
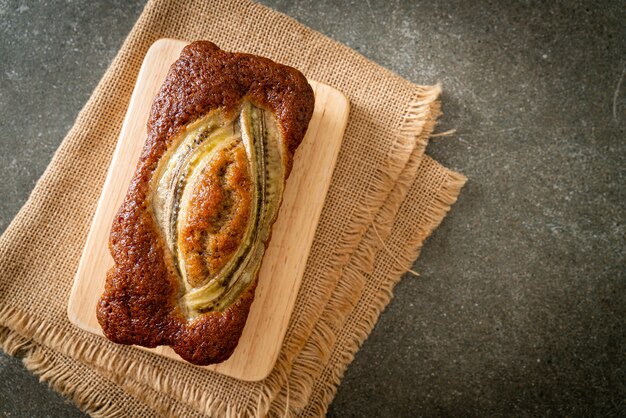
<box><xmin>1</xmin><ymin>1</ymin><xmax>624</xmax><ymax>416</ymax></box>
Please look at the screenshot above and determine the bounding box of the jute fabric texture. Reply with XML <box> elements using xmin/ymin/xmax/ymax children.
<box><xmin>0</xmin><ymin>0</ymin><xmax>466</xmax><ymax>416</ymax></box>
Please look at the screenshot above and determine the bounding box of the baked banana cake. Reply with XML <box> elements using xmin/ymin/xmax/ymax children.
<box><xmin>97</xmin><ymin>41</ymin><xmax>315</xmax><ymax>365</ymax></box>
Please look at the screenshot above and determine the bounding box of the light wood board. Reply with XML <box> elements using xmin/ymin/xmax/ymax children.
<box><xmin>67</xmin><ymin>39</ymin><xmax>349</xmax><ymax>381</ymax></box>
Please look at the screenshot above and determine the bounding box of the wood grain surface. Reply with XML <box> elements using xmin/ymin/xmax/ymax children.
<box><xmin>67</xmin><ymin>39</ymin><xmax>349</xmax><ymax>381</ymax></box>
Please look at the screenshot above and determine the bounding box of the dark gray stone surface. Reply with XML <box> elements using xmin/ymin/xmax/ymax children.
<box><xmin>1</xmin><ymin>0</ymin><xmax>624</xmax><ymax>416</ymax></box>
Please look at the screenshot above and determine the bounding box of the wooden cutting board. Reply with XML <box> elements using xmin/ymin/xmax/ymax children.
<box><xmin>67</xmin><ymin>39</ymin><xmax>349</xmax><ymax>381</ymax></box>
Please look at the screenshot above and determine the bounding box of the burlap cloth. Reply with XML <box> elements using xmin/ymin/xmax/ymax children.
<box><xmin>0</xmin><ymin>0</ymin><xmax>466</xmax><ymax>416</ymax></box>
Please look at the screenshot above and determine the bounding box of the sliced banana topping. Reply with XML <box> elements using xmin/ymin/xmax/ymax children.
<box><xmin>151</xmin><ymin>102</ymin><xmax>284</xmax><ymax>317</ymax></box>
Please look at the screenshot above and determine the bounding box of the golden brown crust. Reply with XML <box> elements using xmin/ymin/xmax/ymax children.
<box><xmin>96</xmin><ymin>41</ymin><xmax>314</xmax><ymax>365</ymax></box>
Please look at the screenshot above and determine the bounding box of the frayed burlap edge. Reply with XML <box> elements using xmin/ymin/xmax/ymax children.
<box><xmin>0</xmin><ymin>305</ymin><xmax>223</xmax><ymax>416</ymax></box>
<box><xmin>0</xmin><ymin>326</ymin><xmax>211</xmax><ymax>417</ymax></box>
<box><xmin>300</xmin><ymin>166</ymin><xmax>467</xmax><ymax>417</ymax></box>
<box><xmin>89</xmin><ymin>356</ymin><xmax>204</xmax><ymax>417</ymax></box>
<box><xmin>0</xmin><ymin>328</ymin><xmax>158</xmax><ymax>418</ymax></box>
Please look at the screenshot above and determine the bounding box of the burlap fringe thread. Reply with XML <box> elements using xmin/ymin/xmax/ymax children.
<box><xmin>0</xmin><ymin>84</ymin><xmax>465</xmax><ymax>418</ymax></box>
<box><xmin>0</xmin><ymin>328</ymin><xmax>124</xmax><ymax>418</ymax></box>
